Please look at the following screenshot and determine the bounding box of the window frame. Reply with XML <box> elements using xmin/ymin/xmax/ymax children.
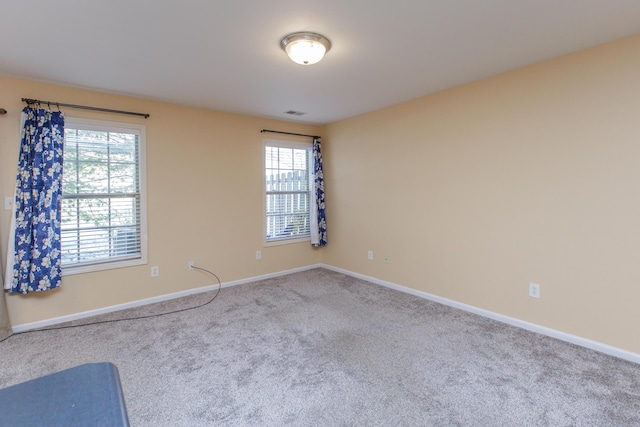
<box><xmin>263</xmin><ymin>139</ymin><xmax>313</xmax><ymax>247</ymax></box>
<box><xmin>61</xmin><ymin>117</ymin><xmax>148</xmax><ymax>275</ymax></box>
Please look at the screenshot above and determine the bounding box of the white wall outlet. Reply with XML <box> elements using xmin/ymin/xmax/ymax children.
<box><xmin>384</xmin><ymin>255</ymin><xmax>390</xmax><ymax>264</ymax></box>
<box><xmin>188</xmin><ymin>261</ymin><xmax>194</xmax><ymax>270</ymax></box>
<box><xmin>4</xmin><ymin>197</ymin><xmax>13</xmax><ymax>211</ymax></box>
<box><xmin>367</xmin><ymin>250</ymin><xmax>374</xmax><ymax>261</ymax></box>
<box><xmin>529</xmin><ymin>283</ymin><xmax>540</xmax><ymax>298</ymax></box>
<box><xmin>151</xmin><ymin>266</ymin><xmax>159</xmax><ymax>277</ymax></box>
<box><xmin>256</xmin><ymin>250</ymin><xmax>262</xmax><ymax>260</ymax></box>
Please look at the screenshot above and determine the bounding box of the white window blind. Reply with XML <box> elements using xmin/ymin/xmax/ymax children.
<box><xmin>61</xmin><ymin>118</ymin><xmax>147</xmax><ymax>273</ymax></box>
<box><xmin>264</xmin><ymin>140</ymin><xmax>312</xmax><ymax>243</ymax></box>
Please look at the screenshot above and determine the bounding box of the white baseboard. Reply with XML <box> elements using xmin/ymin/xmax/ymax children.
<box><xmin>13</xmin><ymin>262</ymin><xmax>639</xmax><ymax>365</ymax></box>
<box><xmin>321</xmin><ymin>264</ymin><xmax>640</xmax><ymax>365</ymax></box>
<box><xmin>12</xmin><ymin>264</ymin><xmax>322</xmax><ymax>333</ymax></box>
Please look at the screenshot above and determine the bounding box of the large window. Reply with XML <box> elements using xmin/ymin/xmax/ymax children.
<box><xmin>61</xmin><ymin>118</ymin><xmax>147</xmax><ymax>274</ymax></box>
<box><xmin>264</xmin><ymin>140</ymin><xmax>312</xmax><ymax>244</ymax></box>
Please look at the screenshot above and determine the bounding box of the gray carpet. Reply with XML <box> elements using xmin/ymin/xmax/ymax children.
<box><xmin>1</xmin><ymin>268</ymin><xmax>639</xmax><ymax>426</ymax></box>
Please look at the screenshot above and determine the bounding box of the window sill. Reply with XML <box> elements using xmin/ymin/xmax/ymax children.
<box><xmin>62</xmin><ymin>257</ymin><xmax>147</xmax><ymax>276</ymax></box>
<box><xmin>265</xmin><ymin>236</ymin><xmax>310</xmax><ymax>247</ymax></box>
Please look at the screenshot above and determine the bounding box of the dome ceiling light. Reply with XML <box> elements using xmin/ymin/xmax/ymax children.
<box><xmin>280</xmin><ymin>32</ymin><xmax>331</xmax><ymax>65</ymax></box>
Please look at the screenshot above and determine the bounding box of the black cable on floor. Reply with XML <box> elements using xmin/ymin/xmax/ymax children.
<box><xmin>0</xmin><ymin>266</ymin><xmax>221</xmax><ymax>344</ymax></box>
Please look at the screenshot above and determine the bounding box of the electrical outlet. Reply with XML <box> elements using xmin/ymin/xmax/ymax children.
<box><xmin>151</xmin><ymin>266</ymin><xmax>159</xmax><ymax>277</ymax></box>
<box><xmin>384</xmin><ymin>255</ymin><xmax>390</xmax><ymax>264</ymax></box>
<box><xmin>529</xmin><ymin>283</ymin><xmax>540</xmax><ymax>299</ymax></box>
<box><xmin>368</xmin><ymin>250</ymin><xmax>373</xmax><ymax>261</ymax></box>
<box><xmin>188</xmin><ymin>261</ymin><xmax>194</xmax><ymax>270</ymax></box>
<box><xmin>4</xmin><ymin>197</ymin><xmax>13</xmax><ymax>211</ymax></box>
<box><xmin>256</xmin><ymin>250</ymin><xmax>262</xmax><ymax>260</ymax></box>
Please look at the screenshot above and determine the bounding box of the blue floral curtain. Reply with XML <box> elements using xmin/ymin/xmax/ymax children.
<box><xmin>4</xmin><ymin>106</ymin><xmax>65</xmax><ymax>294</ymax></box>
<box><xmin>311</xmin><ymin>137</ymin><xmax>327</xmax><ymax>246</ymax></box>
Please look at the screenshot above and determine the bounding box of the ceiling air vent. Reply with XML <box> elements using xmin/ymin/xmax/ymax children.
<box><xmin>284</xmin><ymin>110</ymin><xmax>307</xmax><ymax>116</ymax></box>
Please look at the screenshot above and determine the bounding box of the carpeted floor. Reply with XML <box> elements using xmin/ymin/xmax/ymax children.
<box><xmin>1</xmin><ymin>268</ymin><xmax>639</xmax><ymax>426</ymax></box>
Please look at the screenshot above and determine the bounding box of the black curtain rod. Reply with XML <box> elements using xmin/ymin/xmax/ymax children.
<box><xmin>22</xmin><ymin>98</ymin><xmax>150</xmax><ymax>119</ymax></box>
<box><xmin>261</xmin><ymin>129</ymin><xmax>320</xmax><ymax>139</ymax></box>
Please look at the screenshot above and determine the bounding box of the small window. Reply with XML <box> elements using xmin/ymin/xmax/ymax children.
<box><xmin>61</xmin><ymin>118</ymin><xmax>147</xmax><ymax>274</ymax></box>
<box><xmin>264</xmin><ymin>139</ymin><xmax>312</xmax><ymax>245</ymax></box>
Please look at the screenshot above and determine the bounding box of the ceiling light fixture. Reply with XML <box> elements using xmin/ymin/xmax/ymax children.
<box><xmin>280</xmin><ymin>32</ymin><xmax>331</xmax><ymax>65</ymax></box>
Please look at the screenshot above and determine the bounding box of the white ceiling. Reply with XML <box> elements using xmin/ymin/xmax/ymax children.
<box><xmin>1</xmin><ymin>1</ymin><xmax>639</xmax><ymax>125</ymax></box>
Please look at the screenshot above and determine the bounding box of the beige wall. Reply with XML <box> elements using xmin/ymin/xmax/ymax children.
<box><xmin>323</xmin><ymin>34</ymin><xmax>640</xmax><ymax>354</ymax></box>
<box><xmin>3</xmin><ymin>34</ymin><xmax>640</xmax><ymax>356</ymax></box>
<box><xmin>0</xmin><ymin>78</ymin><xmax>322</xmax><ymax>326</ymax></box>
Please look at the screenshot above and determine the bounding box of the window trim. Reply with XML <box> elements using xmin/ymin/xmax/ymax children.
<box><xmin>61</xmin><ymin>117</ymin><xmax>148</xmax><ymax>276</ymax></box>
<box><xmin>263</xmin><ymin>138</ymin><xmax>312</xmax><ymax>247</ymax></box>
